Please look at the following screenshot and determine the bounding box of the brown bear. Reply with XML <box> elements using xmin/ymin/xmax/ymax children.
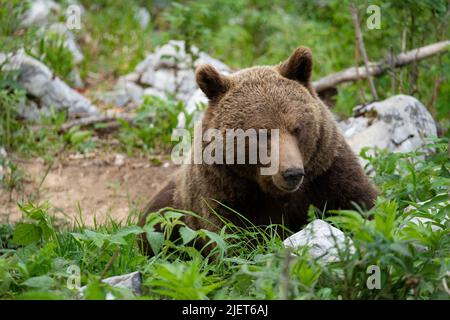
<box><xmin>138</xmin><ymin>46</ymin><xmax>378</xmax><ymax>254</ymax></box>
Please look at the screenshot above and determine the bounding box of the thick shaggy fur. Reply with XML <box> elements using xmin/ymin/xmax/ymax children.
<box><xmin>138</xmin><ymin>46</ymin><xmax>378</xmax><ymax>254</ymax></box>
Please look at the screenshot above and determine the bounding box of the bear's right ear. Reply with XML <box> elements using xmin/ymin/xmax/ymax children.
<box><xmin>195</xmin><ymin>64</ymin><xmax>230</xmax><ymax>100</ymax></box>
<box><xmin>278</xmin><ymin>46</ymin><xmax>313</xmax><ymax>86</ymax></box>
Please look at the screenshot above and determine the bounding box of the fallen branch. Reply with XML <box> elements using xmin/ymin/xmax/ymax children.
<box><xmin>313</xmin><ymin>40</ymin><xmax>450</xmax><ymax>92</ymax></box>
<box><xmin>59</xmin><ymin>113</ymin><xmax>135</xmax><ymax>132</ymax></box>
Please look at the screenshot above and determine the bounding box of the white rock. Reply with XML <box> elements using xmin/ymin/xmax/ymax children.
<box><xmin>135</xmin><ymin>54</ymin><xmax>155</xmax><ymax>74</ymax></box>
<box><xmin>152</xmin><ymin>40</ymin><xmax>198</xmax><ymax>70</ymax></box>
<box><xmin>21</xmin><ymin>0</ymin><xmax>61</xmax><ymax>27</ymax></box>
<box><xmin>98</xmin><ymin>90</ymin><xmax>130</xmax><ymax>108</ymax></box>
<box><xmin>140</xmin><ymin>69</ymin><xmax>155</xmax><ymax>86</ymax></box>
<box><xmin>16</xmin><ymin>99</ymin><xmax>44</xmax><ymax>121</ymax></box>
<box><xmin>283</xmin><ymin>219</ymin><xmax>355</xmax><ymax>263</ymax></box>
<box><xmin>134</xmin><ymin>7</ymin><xmax>150</xmax><ymax>29</ymax></box>
<box><xmin>0</xmin><ymin>50</ymin><xmax>98</xmax><ymax>119</ymax></box>
<box><xmin>339</xmin><ymin>95</ymin><xmax>437</xmax><ymax>157</ymax></box>
<box><xmin>185</xmin><ymin>89</ymin><xmax>208</xmax><ymax>114</ymax></box>
<box><xmin>124</xmin><ymin>82</ymin><xmax>144</xmax><ymax>105</ymax></box>
<box><xmin>175</xmin><ymin>69</ymin><xmax>198</xmax><ymax>95</ymax></box>
<box><xmin>106</xmin><ymin>40</ymin><xmax>230</xmax><ymax>121</ymax></box>
<box><xmin>102</xmin><ymin>271</ymin><xmax>141</xmax><ymax>296</ymax></box>
<box><xmin>114</xmin><ymin>154</ymin><xmax>126</xmax><ymax>167</ymax></box>
<box><xmin>78</xmin><ymin>271</ymin><xmax>142</xmax><ymax>299</ymax></box>
<box><xmin>0</xmin><ymin>147</ymin><xmax>7</xmax><ymax>182</ymax></box>
<box><xmin>121</xmin><ymin>72</ymin><xmax>141</xmax><ymax>83</ymax></box>
<box><xmin>67</xmin><ymin>69</ymin><xmax>84</xmax><ymax>89</ymax></box>
<box><xmin>177</xmin><ymin>89</ymin><xmax>208</xmax><ymax>127</ymax></box>
<box><xmin>110</xmin><ymin>80</ymin><xmax>145</xmax><ymax>107</ymax></box>
<box><xmin>195</xmin><ymin>52</ymin><xmax>232</xmax><ymax>73</ymax></box>
<box><xmin>150</xmin><ymin>69</ymin><xmax>176</xmax><ymax>91</ymax></box>
<box><xmin>142</xmin><ymin>87</ymin><xmax>169</xmax><ymax>101</ymax></box>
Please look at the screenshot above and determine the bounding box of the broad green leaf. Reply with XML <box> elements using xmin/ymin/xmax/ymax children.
<box><xmin>13</xmin><ymin>223</ymin><xmax>42</xmax><ymax>245</ymax></box>
<box><xmin>146</xmin><ymin>231</ymin><xmax>165</xmax><ymax>255</ymax></box>
<box><xmin>70</xmin><ymin>130</ymin><xmax>92</xmax><ymax>145</ymax></box>
<box><xmin>22</xmin><ymin>275</ymin><xmax>56</xmax><ymax>289</ymax></box>
<box><xmin>417</xmin><ymin>194</ymin><xmax>449</xmax><ymax>211</ymax></box>
<box><xmin>164</xmin><ymin>211</ymin><xmax>184</xmax><ymax>220</ymax></box>
<box><xmin>179</xmin><ymin>226</ymin><xmax>197</xmax><ymax>245</ymax></box>
<box><xmin>84</xmin><ymin>279</ymin><xmax>107</xmax><ymax>300</ymax></box>
<box><xmin>113</xmin><ymin>225</ymin><xmax>144</xmax><ymax>238</ymax></box>
<box><xmin>201</xmin><ymin>229</ymin><xmax>226</xmax><ymax>252</ymax></box>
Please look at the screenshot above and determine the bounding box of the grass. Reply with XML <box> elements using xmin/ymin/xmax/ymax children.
<box><xmin>117</xmin><ymin>95</ymin><xmax>199</xmax><ymax>155</ymax></box>
<box><xmin>0</xmin><ymin>139</ymin><xmax>448</xmax><ymax>300</ymax></box>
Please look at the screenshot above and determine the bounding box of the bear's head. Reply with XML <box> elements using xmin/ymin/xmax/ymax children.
<box><xmin>195</xmin><ymin>46</ymin><xmax>337</xmax><ymax>195</ymax></box>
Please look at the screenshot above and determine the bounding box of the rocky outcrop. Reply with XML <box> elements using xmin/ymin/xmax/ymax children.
<box><xmin>338</xmin><ymin>95</ymin><xmax>437</xmax><ymax>156</ymax></box>
<box><xmin>100</xmin><ymin>40</ymin><xmax>230</xmax><ymax>126</ymax></box>
<box><xmin>0</xmin><ymin>50</ymin><xmax>98</xmax><ymax>120</ymax></box>
<box><xmin>21</xmin><ymin>0</ymin><xmax>85</xmax><ymax>88</ymax></box>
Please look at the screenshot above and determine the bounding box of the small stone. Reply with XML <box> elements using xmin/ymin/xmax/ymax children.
<box><xmin>114</xmin><ymin>154</ymin><xmax>126</xmax><ymax>167</ymax></box>
<box><xmin>21</xmin><ymin>0</ymin><xmax>61</xmax><ymax>27</ymax></box>
<box><xmin>283</xmin><ymin>219</ymin><xmax>355</xmax><ymax>263</ymax></box>
<box><xmin>102</xmin><ymin>271</ymin><xmax>142</xmax><ymax>296</ymax></box>
<box><xmin>78</xmin><ymin>271</ymin><xmax>142</xmax><ymax>299</ymax></box>
<box><xmin>134</xmin><ymin>7</ymin><xmax>150</xmax><ymax>29</ymax></box>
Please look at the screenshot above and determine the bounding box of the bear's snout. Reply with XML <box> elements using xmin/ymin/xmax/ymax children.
<box><xmin>271</xmin><ymin>166</ymin><xmax>305</xmax><ymax>193</ymax></box>
<box><xmin>282</xmin><ymin>167</ymin><xmax>305</xmax><ymax>186</ymax></box>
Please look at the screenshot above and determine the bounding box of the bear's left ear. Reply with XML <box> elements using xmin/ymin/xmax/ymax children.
<box><xmin>278</xmin><ymin>46</ymin><xmax>313</xmax><ymax>86</ymax></box>
<box><xmin>195</xmin><ymin>64</ymin><xmax>230</xmax><ymax>101</ymax></box>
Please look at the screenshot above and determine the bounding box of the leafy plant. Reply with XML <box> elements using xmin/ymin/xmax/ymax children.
<box><xmin>118</xmin><ymin>95</ymin><xmax>195</xmax><ymax>154</ymax></box>
<box><xmin>12</xmin><ymin>203</ymin><xmax>57</xmax><ymax>246</ymax></box>
<box><xmin>0</xmin><ymin>88</ymin><xmax>26</xmax><ymax>150</ymax></box>
<box><xmin>30</xmin><ymin>34</ymin><xmax>75</xmax><ymax>83</ymax></box>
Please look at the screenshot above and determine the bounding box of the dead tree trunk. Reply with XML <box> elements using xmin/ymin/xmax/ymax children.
<box><xmin>313</xmin><ymin>40</ymin><xmax>450</xmax><ymax>93</ymax></box>
<box><xmin>349</xmin><ymin>3</ymin><xmax>379</xmax><ymax>100</ymax></box>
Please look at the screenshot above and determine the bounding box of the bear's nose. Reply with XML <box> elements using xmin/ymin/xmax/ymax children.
<box><xmin>282</xmin><ymin>168</ymin><xmax>305</xmax><ymax>185</ymax></box>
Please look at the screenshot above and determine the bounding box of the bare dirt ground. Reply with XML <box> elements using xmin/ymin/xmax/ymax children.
<box><xmin>0</xmin><ymin>152</ymin><xmax>176</xmax><ymax>226</ymax></box>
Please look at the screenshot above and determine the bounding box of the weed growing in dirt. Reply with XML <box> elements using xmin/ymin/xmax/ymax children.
<box><xmin>117</xmin><ymin>95</ymin><xmax>197</xmax><ymax>155</ymax></box>
<box><xmin>0</xmin><ymin>140</ymin><xmax>448</xmax><ymax>300</ymax></box>
<box><xmin>30</xmin><ymin>34</ymin><xmax>75</xmax><ymax>84</ymax></box>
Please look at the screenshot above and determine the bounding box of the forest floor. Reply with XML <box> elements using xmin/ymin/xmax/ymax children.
<box><xmin>0</xmin><ymin>151</ymin><xmax>176</xmax><ymax>226</ymax></box>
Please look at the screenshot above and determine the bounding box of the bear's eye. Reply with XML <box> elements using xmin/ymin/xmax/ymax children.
<box><xmin>292</xmin><ymin>125</ymin><xmax>302</xmax><ymax>136</ymax></box>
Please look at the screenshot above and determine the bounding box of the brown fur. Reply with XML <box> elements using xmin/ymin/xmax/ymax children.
<box><xmin>138</xmin><ymin>46</ymin><xmax>378</xmax><ymax>255</ymax></box>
